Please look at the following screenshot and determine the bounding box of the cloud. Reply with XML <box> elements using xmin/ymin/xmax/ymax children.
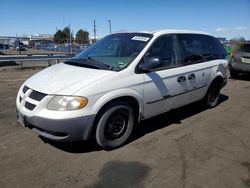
<box><xmin>215</xmin><ymin>27</ymin><xmax>227</xmax><ymax>32</ymax></box>
<box><xmin>215</xmin><ymin>26</ymin><xmax>248</xmax><ymax>32</ymax></box>
<box><xmin>234</xmin><ymin>27</ymin><xmax>247</xmax><ymax>31</ymax></box>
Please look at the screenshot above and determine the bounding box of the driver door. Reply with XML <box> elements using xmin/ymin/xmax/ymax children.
<box><xmin>141</xmin><ymin>35</ymin><xmax>193</xmax><ymax>118</ymax></box>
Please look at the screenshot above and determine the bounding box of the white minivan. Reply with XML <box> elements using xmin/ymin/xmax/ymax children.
<box><xmin>16</xmin><ymin>30</ymin><xmax>228</xmax><ymax>149</ymax></box>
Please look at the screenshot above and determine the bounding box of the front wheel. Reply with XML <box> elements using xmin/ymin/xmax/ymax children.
<box><xmin>94</xmin><ymin>102</ymin><xmax>135</xmax><ymax>150</ymax></box>
<box><xmin>204</xmin><ymin>83</ymin><xmax>221</xmax><ymax>108</ymax></box>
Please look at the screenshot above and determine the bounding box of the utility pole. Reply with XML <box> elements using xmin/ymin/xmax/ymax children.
<box><xmin>69</xmin><ymin>24</ymin><xmax>72</xmax><ymax>55</ymax></box>
<box><xmin>93</xmin><ymin>20</ymin><xmax>96</xmax><ymax>42</ymax></box>
<box><xmin>63</xmin><ymin>16</ymin><xmax>65</xmax><ymax>28</ymax></box>
<box><xmin>16</xmin><ymin>33</ymin><xmax>22</xmax><ymax>68</ymax></box>
<box><xmin>107</xmin><ymin>20</ymin><xmax>112</xmax><ymax>34</ymax></box>
<box><xmin>16</xmin><ymin>33</ymin><xmax>21</xmax><ymax>55</ymax></box>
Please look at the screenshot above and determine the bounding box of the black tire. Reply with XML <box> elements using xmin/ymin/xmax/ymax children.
<box><xmin>94</xmin><ymin>101</ymin><xmax>135</xmax><ymax>150</ymax></box>
<box><xmin>230</xmin><ymin>70</ymin><xmax>239</xmax><ymax>79</ymax></box>
<box><xmin>204</xmin><ymin>82</ymin><xmax>221</xmax><ymax>108</ymax></box>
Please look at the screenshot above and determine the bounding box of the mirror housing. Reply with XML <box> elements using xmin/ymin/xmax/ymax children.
<box><xmin>139</xmin><ymin>57</ymin><xmax>162</xmax><ymax>72</ymax></box>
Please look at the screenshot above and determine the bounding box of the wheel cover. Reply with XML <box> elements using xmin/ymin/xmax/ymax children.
<box><xmin>104</xmin><ymin>108</ymin><xmax>129</xmax><ymax>140</ymax></box>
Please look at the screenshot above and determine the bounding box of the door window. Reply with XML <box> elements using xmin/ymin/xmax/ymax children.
<box><xmin>207</xmin><ymin>36</ymin><xmax>227</xmax><ymax>59</ymax></box>
<box><xmin>177</xmin><ymin>34</ymin><xmax>210</xmax><ymax>65</ymax></box>
<box><xmin>177</xmin><ymin>34</ymin><xmax>227</xmax><ymax>65</ymax></box>
<box><xmin>145</xmin><ymin>35</ymin><xmax>176</xmax><ymax>70</ymax></box>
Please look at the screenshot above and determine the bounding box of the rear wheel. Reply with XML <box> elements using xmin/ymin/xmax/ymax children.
<box><xmin>204</xmin><ymin>82</ymin><xmax>221</xmax><ymax>108</ymax></box>
<box><xmin>94</xmin><ymin>102</ymin><xmax>135</xmax><ymax>150</ymax></box>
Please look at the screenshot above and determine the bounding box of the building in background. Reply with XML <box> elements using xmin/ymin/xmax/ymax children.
<box><xmin>0</xmin><ymin>34</ymin><xmax>54</xmax><ymax>48</ymax></box>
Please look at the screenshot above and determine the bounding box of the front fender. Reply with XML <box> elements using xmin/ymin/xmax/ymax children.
<box><xmin>92</xmin><ymin>88</ymin><xmax>143</xmax><ymax>115</ymax></box>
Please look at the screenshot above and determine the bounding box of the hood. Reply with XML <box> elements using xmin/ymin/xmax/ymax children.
<box><xmin>25</xmin><ymin>63</ymin><xmax>114</xmax><ymax>95</ymax></box>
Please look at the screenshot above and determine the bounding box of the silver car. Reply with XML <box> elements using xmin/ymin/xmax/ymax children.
<box><xmin>229</xmin><ymin>43</ymin><xmax>250</xmax><ymax>78</ymax></box>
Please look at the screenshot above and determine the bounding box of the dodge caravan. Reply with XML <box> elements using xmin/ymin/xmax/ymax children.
<box><xmin>16</xmin><ymin>30</ymin><xmax>228</xmax><ymax>149</ymax></box>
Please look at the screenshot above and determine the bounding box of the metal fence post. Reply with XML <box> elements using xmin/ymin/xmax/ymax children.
<box><xmin>20</xmin><ymin>60</ymin><xmax>23</xmax><ymax>69</ymax></box>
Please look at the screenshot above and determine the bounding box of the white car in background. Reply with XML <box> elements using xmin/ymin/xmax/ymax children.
<box><xmin>16</xmin><ymin>30</ymin><xmax>228</xmax><ymax>149</ymax></box>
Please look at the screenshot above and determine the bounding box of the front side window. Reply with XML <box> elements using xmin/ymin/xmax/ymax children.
<box><xmin>71</xmin><ymin>33</ymin><xmax>153</xmax><ymax>71</ymax></box>
<box><xmin>143</xmin><ymin>35</ymin><xmax>177</xmax><ymax>69</ymax></box>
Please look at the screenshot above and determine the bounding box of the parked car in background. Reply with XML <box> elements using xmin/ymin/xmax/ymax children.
<box><xmin>0</xmin><ymin>43</ymin><xmax>9</xmax><ymax>50</ymax></box>
<box><xmin>16</xmin><ymin>30</ymin><xmax>228</xmax><ymax>149</ymax></box>
<box><xmin>229</xmin><ymin>43</ymin><xmax>250</xmax><ymax>78</ymax></box>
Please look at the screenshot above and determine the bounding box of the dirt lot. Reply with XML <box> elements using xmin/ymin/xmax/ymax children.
<box><xmin>0</xmin><ymin>66</ymin><xmax>250</xmax><ymax>188</ymax></box>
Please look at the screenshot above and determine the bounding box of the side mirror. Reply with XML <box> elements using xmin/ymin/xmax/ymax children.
<box><xmin>139</xmin><ymin>57</ymin><xmax>162</xmax><ymax>72</ymax></box>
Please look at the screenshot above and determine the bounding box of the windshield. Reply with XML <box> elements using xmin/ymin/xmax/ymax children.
<box><xmin>240</xmin><ymin>44</ymin><xmax>250</xmax><ymax>53</ymax></box>
<box><xmin>74</xmin><ymin>33</ymin><xmax>153</xmax><ymax>71</ymax></box>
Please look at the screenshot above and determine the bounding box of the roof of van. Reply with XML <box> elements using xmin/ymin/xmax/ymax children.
<box><xmin>115</xmin><ymin>29</ymin><xmax>210</xmax><ymax>36</ymax></box>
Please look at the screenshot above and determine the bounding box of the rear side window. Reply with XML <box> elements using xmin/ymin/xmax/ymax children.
<box><xmin>177</xmin><ymin>34</ymin><xmax>226</xmax><ymax>65</ymax></box>
<box><xmin>207</xmin><ymin>36</ymin><xmax>227</xmax><ymax>59</ymax></box>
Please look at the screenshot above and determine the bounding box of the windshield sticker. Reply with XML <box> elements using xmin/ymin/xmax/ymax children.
<box><xmin>131</xmin><ymin>36</ymin><xmax>150</xmax><ymax>42</ymax></box>
<box><xmin>118</xmin><ymin>61</ymin><xmax>126</xmax><ymax>67</ymax></box>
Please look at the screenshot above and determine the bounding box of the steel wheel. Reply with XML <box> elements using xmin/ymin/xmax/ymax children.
<box><xmin>95</xmin><ymin>102</ymin><xmax>135</xmax><ymax>149</ymax></box>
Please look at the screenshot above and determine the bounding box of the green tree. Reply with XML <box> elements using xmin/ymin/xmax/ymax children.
<box><xmin>54</xmin><ymin>30</ymin><xmax>66</xmax><ymax>44</ymax></box>
<box><xmin>63</xmin><ymin>26</ymin><xmax>74</xmax><ymax>43</ymax></box>
<box><xmin>75</xmin><ymin>29</ymin><xmax>89</xmax><ymax>44</ymax></box>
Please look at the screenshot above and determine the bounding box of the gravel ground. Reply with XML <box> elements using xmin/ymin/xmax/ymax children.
<box><xmin>0</xmin><ymin>66</ymin><xmax>250</xmax><ymax>188</ymax></box>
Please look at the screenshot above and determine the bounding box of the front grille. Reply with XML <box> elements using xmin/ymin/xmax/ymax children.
<box><xmin>29</xmin><ymin>90</ymin><xmax>47</xmax><ymax>101</ymax></box>
<box><xmin>22</xmin><ymin>86</ymin><xmax>29</xmax><ymax>93</ymax></box>
<box><xmin>25</xmin><ymin>101</ymin><xmax>36</xmax><ymax>110</ymax></box>
<box><xmin>20</xmin><ymin>85</ymin><xmax>47</xmax><ymax>111</ymax></box>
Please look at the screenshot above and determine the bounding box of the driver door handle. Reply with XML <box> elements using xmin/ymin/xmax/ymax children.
<box><xmin>177</xmin><ymin>76</ymin><xmax>186</xmax><ymax>82</ymax></box>
<box><xmin>188</xmin><ymin>73</ymin><xmax>196</xmax><ymax>80</ymax></box>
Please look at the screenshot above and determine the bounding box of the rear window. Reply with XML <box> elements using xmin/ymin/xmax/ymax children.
<box><xmin>240</xmin><ymin>44</ymin><xmax>250</xmax><ymax>53</ymax></box>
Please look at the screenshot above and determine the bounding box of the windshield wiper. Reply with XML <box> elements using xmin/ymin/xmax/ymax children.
<box><xmin>64</xmin><ymin>58</ymin><xmax>101</xmax><ymax>69</ymax></box>
<box><xmin>64</xmin><ymin>57</ymin><xmax>112</xmax><ymax>70</ymax></box>
<box><xmin>86</xmin><ymin>57</ymin><xmax>113</xmax><ymax>70</ymax></box>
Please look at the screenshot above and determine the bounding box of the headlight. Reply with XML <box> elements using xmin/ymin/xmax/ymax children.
<box><xmin>47</xmin><ymin>96</ymin><xmax>88</xmax><ymax>111</ymax></box>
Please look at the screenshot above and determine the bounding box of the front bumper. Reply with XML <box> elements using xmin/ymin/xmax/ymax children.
<box><xmin>17</xmin><ymin>109</ymin><xmax>95</xmax><ymax>141</ymax></box>
<box><xmin>229</xmin><ymin>60</ymin><xmax>250</xmax><ymax>72</ymax></box>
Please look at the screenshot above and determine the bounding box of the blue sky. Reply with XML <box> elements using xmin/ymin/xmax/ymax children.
<box><xmin>0</xmin><ymin>0</ymin><xmax>250</xmax><ymax>39</ymax></box>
